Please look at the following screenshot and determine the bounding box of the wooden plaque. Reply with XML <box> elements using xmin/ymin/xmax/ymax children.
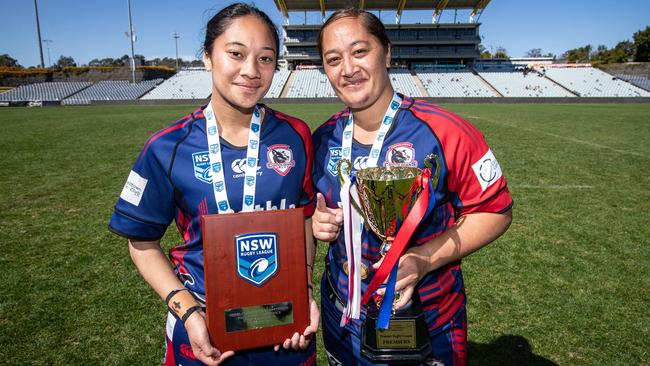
<box><xmin>201</xmin><ymin>208</ymin><xmax>309</xmax><ymax>352</ymax></box>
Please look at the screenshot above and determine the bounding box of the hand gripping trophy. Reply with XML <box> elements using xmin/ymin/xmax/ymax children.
<box><xmin>338</xmin><ymin>154</ymin><xmax>441</xmax><ymax>364</ymax></box>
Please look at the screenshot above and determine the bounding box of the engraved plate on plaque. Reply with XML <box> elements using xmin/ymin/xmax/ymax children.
<box><xmin>225</xmin><ymin>302</ymin><xmax>294</xmax><ymax>333</ymax></box>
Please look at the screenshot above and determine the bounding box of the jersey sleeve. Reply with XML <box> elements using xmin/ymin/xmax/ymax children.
<box><xmin>108</xmin><ymin>140</ymin><xmax>175</xmax><ymax>241</ymax></box>
<box><xmin>439</xmin><ymin>115</ymin><xmax>513</xmax><ymax>215</ymax></box>
<box><xmin>298</xmin><ymin>124</ymin><xmax>316</xmax><ymax>218</ymax></box>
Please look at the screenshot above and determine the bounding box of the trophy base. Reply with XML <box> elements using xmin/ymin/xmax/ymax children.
<box><xmin>361</xmin><ymin>296</ymin><xmax>431</xmax><ymax>364</ymax></box>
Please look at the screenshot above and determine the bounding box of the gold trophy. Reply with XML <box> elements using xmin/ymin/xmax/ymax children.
<box><xmin>338</xmin><ymin>155</ymin><xmax>440</xmax><ymax>364</ymax></box>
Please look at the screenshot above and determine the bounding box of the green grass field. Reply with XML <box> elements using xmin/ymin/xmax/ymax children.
<box><xmin>0</xmin><ymin>103</ymin><xmax>648</xmax><ymax>365</ymax></box>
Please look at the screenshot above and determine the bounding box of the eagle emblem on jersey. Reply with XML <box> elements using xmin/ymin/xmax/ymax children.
<box><xmin>327</xmin><ymin>147</ymin><xmax>342</xmax><ymax>176</ymax></box>
<box><xmin>266</xmin><ymin>144</ymin><xmax>295</xmax><ymax>176</ymax></box>
<box><xmin>192</xmin><ymin>151</ymin><xmax>212</xmax><ymax>184</ymax></box>
<box><xmin>384</xmin><ymin>142</ymin><xmax>417</xmax><ymax>167</ymax></box>
<box><xmin>235</xmin><ymin>233</ymin><xmax>278</xmax><ymax>286</ymax></box>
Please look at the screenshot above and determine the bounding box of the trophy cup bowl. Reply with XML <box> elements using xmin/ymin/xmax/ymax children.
<box><xmin>354</xmin><ymin>166</ymin><xmax>422</xmax><ymax>256</ymax></box>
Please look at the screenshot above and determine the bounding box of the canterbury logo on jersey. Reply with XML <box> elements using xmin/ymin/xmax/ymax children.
<box><xmin>231</xmin><ymin>158</ymin><xmax>262</xmax><ymax>178</ymax></box>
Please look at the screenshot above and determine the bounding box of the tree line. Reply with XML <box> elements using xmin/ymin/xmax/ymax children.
<box><xmin>478</xmin><ymin>26</ymin><xmax>649</xmax><ymax>64</ymax></box>
<box><xmin>0</xmin><ymin>54</ymin><xmax>203</xmax><ymax>69</ymax></box>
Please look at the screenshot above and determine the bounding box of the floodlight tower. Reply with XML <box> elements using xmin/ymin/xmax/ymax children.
<box><xmin>43</xmin><ymin>39</ymin><xmax>53</xmax><ymax>67</ymax></box>
<box><xmin>127</xmin><ymin>0</ymin><xmax>136</xmax><ymax>83</ymax></box>
<box><xmin>34</xmin><ymin>0</ymin><xmax>45</xmax><ymax>68</ymax></box>
<box><xmin>172</xmin><ymin>32</ymin><xmax>180</xmax><ymax>70</ymax></box>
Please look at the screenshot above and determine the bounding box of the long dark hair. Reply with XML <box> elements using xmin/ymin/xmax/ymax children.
<box><xmin>203</xmin><ymin>3</ymin><xmax>279</xmax><ymax>63</ymax></box>
<box><xmin>317</xmin><ymin>8</ymin><xmax>391</xmax><ymax>59</ymax></box>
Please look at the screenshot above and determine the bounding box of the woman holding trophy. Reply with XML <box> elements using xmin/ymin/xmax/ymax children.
<box><xmin>108</xmin><ymin>4</ymin><xmax>318</xmax><ymax>366</ymax></box>
<box><xmin>312</xmin><ymin>8</ymin><xmax>513</xmax><ymax>366</ymax></box>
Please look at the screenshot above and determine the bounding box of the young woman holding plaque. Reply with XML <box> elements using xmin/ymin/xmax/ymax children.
<box><xmin>311</xmin><ymin>9</ymin><xmax>513</xmax><ymax>366</ymax></box>
<box><xmin>108</xmin><ymin>4</ymin><xmax>318</xmax><ymax>366</ymax></box>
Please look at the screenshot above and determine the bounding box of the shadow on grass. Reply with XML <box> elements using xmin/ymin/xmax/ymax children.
<box><xmin>469</xmin><ymin>335</ymin><xmax>557</xmax><ymax>366</ymax></box>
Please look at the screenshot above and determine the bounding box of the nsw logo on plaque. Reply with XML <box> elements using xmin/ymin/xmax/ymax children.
<box><xmin>235</xmin><ymin>233</ymin><xmax>278</xmax><ymax>286</ymax></box>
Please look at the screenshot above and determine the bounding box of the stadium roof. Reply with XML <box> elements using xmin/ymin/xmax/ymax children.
<box><xmin>274</xmin><ymin>0</ymin><xmax>491</xmax><ymax>22</ymax></box>
<box><xmin>274</xmin><ymin>0</ymin><xmax>488</xmax><ymax>11</ymax></box>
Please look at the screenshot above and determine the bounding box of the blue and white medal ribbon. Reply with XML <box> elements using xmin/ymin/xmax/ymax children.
<box><xmin>340</xmin><ymin>173</ymin><xmax>363</xmax><ymax>325</ymax></box>
<box><xmin>339</xmin><ymin>92</ymin><xmax>402</xmax><ymax>325</ymax></box>
<box><xmin>204</xmin><ymin>101</ymin><xmax>262</xmax><ymax>213</ymax></box>
<box><xmin>340</xmin><ymin>92</ymin><xmax>402</xmax><ymax>166</ymax></box>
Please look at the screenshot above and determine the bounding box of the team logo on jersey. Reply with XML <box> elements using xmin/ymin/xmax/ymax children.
<box><xmin>212</xmin><ymin>162</ymin><xmax>221</xmax><ymax>173</ymax></box>
<box><xmin>192</xmin><ymin>151</ymin><xmax>212</xmax><ymax>184</ymax></box>
<box><xmin>235</xmin><ymin>233</ymin><xmax>278</xmax><ymax>286</ymax></box>
<box><xmin>384</xmin><ymin>142</ymin><xmax>417</xmax><ymax>167</ymax></box>
<box><xmin>245</xmin><ymin>176</ymin><xmax>255</xmax><ymax>186</ymax></box>
<box><xmin>266</xmin><ymin>144</ymin><xmax>295</xmax><ymax>176</ymax></box>
<box><xmin>391</xmin><ymin>100</ymin><xmax>400</xmax><ymax>110</ymax></box>
<box><xmin>177</xmin><ymin>268</ymin><xmax>195</xmax><ymax>286</ymax></box>
<box><xmin>472</xmin><ymin>149</ymin><xmax>502</xmax><ymax>191</ymax></box>
<box><xmin>209</xmin><ymin>143</ymin><xmax>220</xmax><ymax>154</ymax></box>
<box><xmin>327</xmin><ymin>147</ymin><xmax>342</xmax><ymax>177</ymax></box>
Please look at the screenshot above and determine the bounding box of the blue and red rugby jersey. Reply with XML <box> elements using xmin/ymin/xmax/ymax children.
<box><xmin>109</xmin><ymin>104</ymin><xmax>315</xmax><ymax>303</ymax></box>
<box><xmin>312</xmin><ymin>94</ymin><xmax>513</xmax><ymax>332</ymax></box>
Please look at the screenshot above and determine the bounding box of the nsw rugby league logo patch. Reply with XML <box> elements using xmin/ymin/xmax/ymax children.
<box><xmin>192</xmin><ymin>151</ymin><xmax>212</xmax><ymax>184</ymax></box>
<box><xmin>327</xmin><ymin>147</ymin><xmax>342</xmax><ymax>177</ymax></box>
<box><xmin>266</xmin><ymin>144</ymin><xmax>295</xmax><ymax>176</ymax></box>
<box><xmin>235</xmin><ymin>233</ymin><xmax>278</xmax><ymax>286</ymax></box>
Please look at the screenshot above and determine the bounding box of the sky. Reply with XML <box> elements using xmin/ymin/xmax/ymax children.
<box><xmin>1</xmin><ymin>0</ymin><xmax>649</xmax><ymax>67</ymax></box>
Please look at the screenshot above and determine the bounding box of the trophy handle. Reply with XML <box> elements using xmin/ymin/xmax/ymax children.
<box><xmin>424</xmin><ymin>154</ymin><xmax>441</xmax><ymax>189</ymax></box>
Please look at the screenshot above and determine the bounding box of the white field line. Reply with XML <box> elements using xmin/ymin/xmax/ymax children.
<box><xmin>466</xmin><ymin>115</ymin><xmax>644</xmax><ymax>158</ymax></box>
<box><xmin>510</xmin><ymin>184</ymin><xmax>595</xmax><ymax>189</ymax></box>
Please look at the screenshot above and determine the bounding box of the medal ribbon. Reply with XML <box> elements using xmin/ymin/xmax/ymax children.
<box><xmin>204</xmin><ymin>101</ymin><xmax>262</xmax><ymax>213</ymax></box>
<box><xmin>340</xmin><ymin>92</ymin><xmax>401</xmax><ymax>166</ymax></box>
<box><xmin>339</xmin><ymin>93</ymin><xmax>402</xmax><ymax>325</ymax></box>
<box><xmin>339</xmin><ymin>173</ymin><xmax>364</xmax><ymax>325</ymax></box>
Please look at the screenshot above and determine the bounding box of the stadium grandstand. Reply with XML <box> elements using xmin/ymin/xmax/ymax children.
<box><xmin>542</xmin><ymin>66</ymin><xmax>650</xmax><ymax>97</ymax></box>
<box><xmin>0</xmin><ymin>82</ymin><xmax>92</xmax><ymax>102</ymax></box>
